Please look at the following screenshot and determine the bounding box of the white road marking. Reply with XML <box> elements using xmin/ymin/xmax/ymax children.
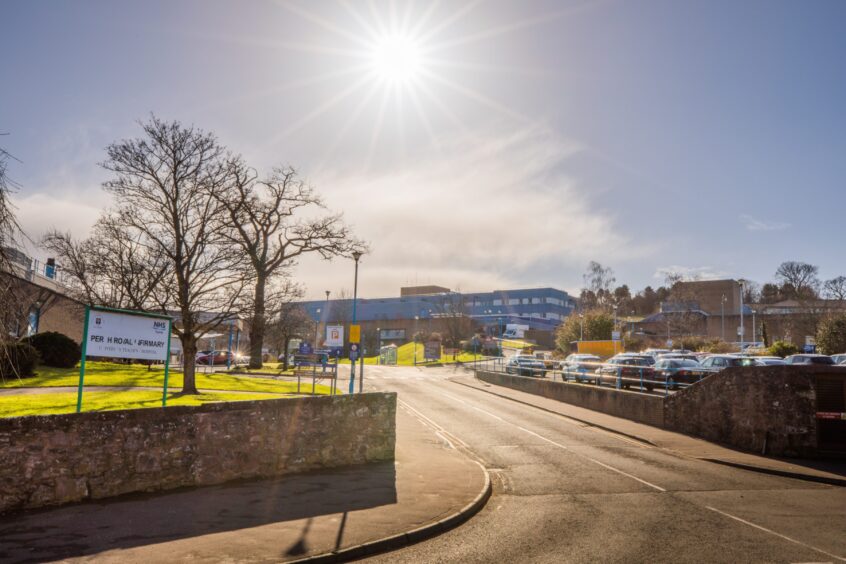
<box><xmin>705</xmin><ymin>506</ymin><xmax>845</xmax><ymax>562</ymax></box>
<box><xmin>435</xmin><ymin>389</ymin><xmax>667</xmax><ymax>493</ymax></box>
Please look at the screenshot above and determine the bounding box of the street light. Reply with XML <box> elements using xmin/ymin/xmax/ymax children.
<box><xmin>579</xmin><ymin>313</ymin><xmax>584</xmax><ymax>341</ymax></box>
<box><xmin>349</xmin><ymin>251</ymin><xmax>362</xmax><ymax>394</ymax></box>
<box><xmin>376</xmin><ymin>326</ymin><xmax>381</xmax><ymax>365</ymax></box>
<box><xmin>738</xmin><ymin>279</ymin><xmax>746</xmax><ymax>352</ymax></box>
<box><xmin>721</xmin><ymin>294</ymin><xmax>727</xmax><ymax>341</ymax></box>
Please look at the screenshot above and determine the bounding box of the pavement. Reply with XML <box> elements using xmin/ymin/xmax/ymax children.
<box><xmin>0</xmin><ymin>398</ymin><xmax>490</xmax><ymax>563</ymax></box>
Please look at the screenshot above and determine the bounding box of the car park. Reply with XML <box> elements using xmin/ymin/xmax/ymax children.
<box><xmin>506</xmin><ymin>355</ymin><xmax>547</xmax><ymax>377</ymax></box>
<box><xmin>699</xmin><ymin>355</ymin><xmax>761</xmax><ymax>370</ymax></box>
<box><xmin>595</xmin><ymin>355</ymin><xmax>654</xmax><ymax>389</ymax></box>
<box><xmin>783</xmin><ymin>354</ymin><xmax>835</xmax><ymax>365</ymax></box>
<box><xmin>653</xmin><ymin>358</ymin><xmax>710</xmax><ymax>390</ymax></box>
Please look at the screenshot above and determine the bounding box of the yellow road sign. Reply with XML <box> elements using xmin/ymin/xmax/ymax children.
<box><xmin>349</xmin><ymin>324</ymin><xmax>361</xmax><ymax>343</ymax></box>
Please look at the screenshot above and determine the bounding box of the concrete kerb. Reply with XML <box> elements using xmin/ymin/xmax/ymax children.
<box><xmin>289</xmin><ymin>460</ymin><xmax>492</xmax><ymax>563</ymax></box>
<box><xmin>701</xmin><ymin>458</ymin><xmax>846</xmax><ymax>488</ymax></box>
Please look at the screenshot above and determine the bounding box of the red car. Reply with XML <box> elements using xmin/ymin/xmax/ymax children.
<box><xmin>196</xmin><ymin>351</ymin><xmax>239</xmax><ymax>366</ymax></box>
<box><xmin>595</xmin><ymin>356</ymin><xmax>655</xmax><ymax>389</ymax></box>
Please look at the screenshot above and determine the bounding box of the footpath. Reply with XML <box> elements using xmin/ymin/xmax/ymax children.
<box><xmin>0</xmin><ymin>405</ymin><xmax>490</xmax><ymax>563</ymax></box>
<box><xmin>455</xmin><ymin>371</ymin><xmax>846</xmax><ymax>487</ymax></box>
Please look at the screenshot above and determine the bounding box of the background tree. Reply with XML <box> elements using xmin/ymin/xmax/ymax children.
<box><xmin>96</xmin><ymin>117</ymin><xmax>250</xmax><ymax>394</ymax></box>
<box><xmin>216</xmin><ymin>162</ymin><xmax>365</xmax><ymax>369</ymax></box>
<box><xmin>43</xmin><ymin>215</ymin><xmax>170</xmax><ymax>310</ymax></box>
<box><xmin>582</xmin><ymin>261</ymin><xmax>615</xmax><ymax>309</ymax></box>
<box><xmin>823</xmin><ymin>276</ymin><xmax>846</xmax><ymax>302</ymax></box>
<box><xmin>760</xmin><ymin>283</ymin><xmax>782</xmax><ymax>304</ymax></box>
<box><xmin>555</xmin><ymin>310</ymin><xmax>613</xmax><ymax>351</ymax></box>
<box><xmin>433</xmin><ymin>291</ymin><xmax>474</xmax><ymax>348</ymax></box>
<box><xmin>816</xmin><ymin>315</ymin><xmax>846</xmax><ymax>355</ymax></box>
<box><xmin>265</xmin><ymin>301</ymin><xmax>315</xmax><ymax>370</ymax></box>
<box><xmin>775</xmin><ymin>261</ymin><xmax>820</xmax><ymax>300</ymax></box>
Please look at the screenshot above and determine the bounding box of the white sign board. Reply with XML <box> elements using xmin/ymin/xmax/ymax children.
<box><xmin>325</xmin><ymin>325</ymin><xmax>344</xmax><ymax>348</ymax></box>
<box><xmin>611</xmin><ymin>331</ymin><xmax>621</xmax><ymax>341</ymax></box>
<box><xmin>85</xmin><ymin>310</ymin><xmax>170</xmax><ymax>361</ymax></box>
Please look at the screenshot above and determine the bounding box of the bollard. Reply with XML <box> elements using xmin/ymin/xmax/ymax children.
<box><xmin>616</xmin><ymin>366</ymin><xmax>622</xmax><ymax>390</ymax></box>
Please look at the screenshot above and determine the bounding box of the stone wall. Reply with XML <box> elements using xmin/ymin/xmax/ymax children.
<box><xmin>475</xmin><ymin>370</ymin><xmax>665</xmax><ymax>427</ymax></box>
<box><xmin>0</xmin><ymin>393</ymin><xmax>396</xmax><ymax>513</ymax></box>
<box><xmin>664</xmin><ymin>366</ymin><xmax>841</xmax><ymax>458</ymax></box>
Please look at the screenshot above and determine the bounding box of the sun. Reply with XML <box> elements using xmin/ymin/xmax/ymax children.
<box><xmin>370</xmin><ymin>34</ymin><xmax>424</xmax><ymax>84</ymax></box>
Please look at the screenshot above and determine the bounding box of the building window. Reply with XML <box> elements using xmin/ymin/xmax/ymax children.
<box><xmin>531</xmin><ymin>298</ymin><xmax>541</xmax><ymax>304</ymax></box>
<box><xmin>493</xmin><ymin>299</ymin><xmax>502</xmax><ymax>306</ymax></box>
<box><xmin>509</xmin><ymin>298</ymin><xmax>519</xmax><ymax>305</ymax></box>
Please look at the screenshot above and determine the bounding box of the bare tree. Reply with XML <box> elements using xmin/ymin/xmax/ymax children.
<box><xmin>432</xmin><ymin>291</ymin><xmax>474</xmax><ymax>348</ymax></box>
<box><xmin>215</xmin><ymin>162</ymin><xmax>366</xmax><ymax>368</ymax></box>
<box><xmin>775</xmin><ymin>261</ymin><xmax>820</xmax><ymax>300</ymax></box>
<box><xmin>43</xmin><ymin>215</ymin><xmax>170</xmax><ymax>310</ymax></box>
<box><xmin>94</xmin><ymin>116</ymin><xmax>250</xmax><ymax>393</ymax></box>
<box><xmin>266</xmin><ymin>295</ymin><xmax>315</xmax><ymax>371</ymax></box>
<box><xmin>583</xmin><ymin>261</ymin><xmax>615</xmax><ymax>309</ymax></box>
<box><xmin>823</xmin><ymin>276</ymin><xmax>846</xmax><ymax>302</ymax></box>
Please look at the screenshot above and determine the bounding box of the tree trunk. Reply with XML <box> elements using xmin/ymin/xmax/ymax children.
<box><xmin>181</xmin><ymin>331</ymin><xmax>199</xmax><ymax>395</ymax></box>
<box><xmin>249</xmin><ymin>275</ymin><xmax>267</xmax><ymax>369</ymax></box>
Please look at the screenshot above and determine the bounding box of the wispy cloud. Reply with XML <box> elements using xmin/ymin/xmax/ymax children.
<box><xmin>740</xmin><ymin>214</ymin><xmax>790</xmax><ymax>232</ymax></box>
<box><xmin>296</xmin><ymin>125</ymin><xmax>655</xmax><ymax>298</ymax></box>
<box><xmin>654</xmin><ymin>265</ymin><xmax>730</xmax><ymax>283</ymax></box>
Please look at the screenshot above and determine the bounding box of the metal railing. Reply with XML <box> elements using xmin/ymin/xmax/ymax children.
<box><xmin>474</xmin><ymin>357</ymin><xmax>720</xmax><ymax>395</ymax></box>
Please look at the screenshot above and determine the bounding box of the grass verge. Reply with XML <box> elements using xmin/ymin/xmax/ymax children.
<box><xmin>0</xmin><ymin>390</ymin><xmax>285</xmax><ymax>418</ymax></box>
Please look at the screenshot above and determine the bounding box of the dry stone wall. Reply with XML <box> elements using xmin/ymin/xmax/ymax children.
<box><xmin>0</xmin><ymin>393</ymin><xmax>396</xmax><ymax>513</ymax></box>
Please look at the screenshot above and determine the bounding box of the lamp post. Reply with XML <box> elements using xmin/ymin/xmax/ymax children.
<box><xmin>579</xmin><ymin>313</ymin><xmax>584</xmax><ymax>341</ymax></box>
<box><xmin>497</xmin><ymin>316</ymin><xmax>503</xmax><ymax>357</ymax></box>
<box><xmin>376</xmin><ymin>326</ymin><xmax>381</xmax><ymax>365</ymax></box>
<box><xmin>751</xmin><ymin>309</ymin><xmax>756</xmax><ymax>346</ymax></box>
<box><xmin>738</xmin><ymin>279</ymin><xmax>746</xmax><ymax>352</ymax></box>
<box><xmin>349</xmin><ymin>251</ymin><xmax>362</xmax><ymax>394</ymax></box>
<box><xmin>721</xmin><ymin>294</ymin><xmax>726</xmax><ymax>341</ymax></box>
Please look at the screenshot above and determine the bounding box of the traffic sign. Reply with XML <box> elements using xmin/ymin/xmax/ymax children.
<box><xmin>349</xmin><ymin>343</ymin><xmax>359</xmax><ymax>360</ymax></box>
<box><xmin>349</xmin><ymin>324</ymin><xmax>361</xmax><ymax>343</ymax></box>
<box><xmin>611</xmin><ymin>331</ymin><xmax>621</xmax><ymax>341</ymax></box>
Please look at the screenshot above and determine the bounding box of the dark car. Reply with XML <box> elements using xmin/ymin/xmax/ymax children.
<box><xmin>784</xmin><ymin>354</ymin><xmax>835</xmax><ymax>366</ymax></box>
<box><xmin>653</xmin><ymin>359</ymin><xmax>709</xmax><ymax>390</ymax></box>
<box><xmin>506</xmin><ymin>355</ymin><xmax>547</xmax><ymax>377</ymax></box>
<box><xmin>595</xmin><ymin>355</ymin><xmax>654</xmax><ymax>389</ymax></box>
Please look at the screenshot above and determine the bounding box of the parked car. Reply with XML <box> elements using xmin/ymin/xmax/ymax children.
<box><xmin>642</xmin><ymin>348</ymin><xmax>671</xmax><ymax>359</ymax></box>
<box><xmin>595</xmin><ymin>355</ymin><xmax>654</xmax><ymax>389</ymax></box>
<box><xmin>506</xmin><ymin>355</ymin><xmax>547</xmax><ymax>377</ymax></box>
<box><xmin>617</xmin><ymin>353</ymin><xmax>656</xmax><ymax>366</ymax></box>
<box><xmin>196</xmin><ymin>350</ymin><xmax>242</xmax><ymax>366</ymax></box>
<box><xmin>560</xmin><ymin>353</ymin><xmax>601</xmax><ymax>382</ymax></box>
<box><xmin>754</xmin><ymin>356</ymin><xmax>787</xmax><ymax>366</ymax></box>
<box><xmin>655</xmin><ymin>353</ymin><xmax>700</xmax><ymax>363</ymax></box>
<box><xmin>784</xmin><ymin>354</ymin><xmax>835</xmax><ymax>366</ymax></box>
<box><xmin>653</xmin><ymin>358</ymin><xmax>710</xmax><ymax>390</ymax></box>
<box><xmin>699</xmin><ymin>355</ymin><xmax>760</xmax><ymax>370</ymax></box>
<box><xmin>830</xmin><ymin>354</ymin><xmax>846</xmax><ymax>365</ymax></box>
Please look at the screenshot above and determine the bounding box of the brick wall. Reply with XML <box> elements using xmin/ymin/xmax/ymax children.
<box><xmin>0</xmin><ymin>393</ymin><xmax>396</xmax><ymax>513</ymax></box>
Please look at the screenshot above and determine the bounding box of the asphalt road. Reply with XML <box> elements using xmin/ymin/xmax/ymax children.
<box><xmin>355</xmin><ymin>364</ymin><xmax>846</xmax><ymax>563</ymax></box>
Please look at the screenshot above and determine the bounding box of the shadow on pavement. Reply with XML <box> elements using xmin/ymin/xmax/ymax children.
<box><xmin>0</xmin><ymin>462</ymin><xmax>397</xmax><ymax>563</ymax></box>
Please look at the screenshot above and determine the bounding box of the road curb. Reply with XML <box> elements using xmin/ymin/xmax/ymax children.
<box><xmin>700</xmin><ymin>458</ymin><xmax>846</xmax><ymax>488</ymax></box>
<box><xmin>288</xmin><ymin>460</ymin><xmax>492</xmax><ymax>563</ymax></box>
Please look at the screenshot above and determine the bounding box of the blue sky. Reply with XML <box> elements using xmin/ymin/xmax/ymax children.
<box><xmin>2</xmin><ymin>0</ymin><xmax>844</xmax><ymax>299</ymax></box>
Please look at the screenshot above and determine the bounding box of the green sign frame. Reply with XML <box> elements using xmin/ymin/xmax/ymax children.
<box><xmin>77</xmin><ymin>305</ymin><xmax>174</xmax><ymax>413</ymax></box>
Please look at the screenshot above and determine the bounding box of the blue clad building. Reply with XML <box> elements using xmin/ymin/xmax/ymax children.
<box><xmin>300</xmin><ymin>285</ymin><xmax>576</xmax><ymax>348</ymax></box>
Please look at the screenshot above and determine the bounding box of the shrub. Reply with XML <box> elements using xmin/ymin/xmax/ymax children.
<box><xmin>816</xmin><ymin>315</ymin><xmax>846</xmax><ymax>355</ymax></box>
<box><xmin>22</xmin><ymin>331</ymin><xmax>81</xmax><ymax>368</ymax></box>
<box><xmin>0</xmin><ymin>342</ymin><xmax>39</xmax><ymax>381</ymax></box>
<box><xmin>768</xmin><ymin>340</ymin><xmax>799</xmax><ymax>358</ymax></box>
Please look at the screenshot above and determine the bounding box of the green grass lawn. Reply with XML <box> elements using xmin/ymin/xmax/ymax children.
<box><xmin>0</xmin><ymin>362</ymin><xmax>334</xmax><ymax>395</ymax></box>
<box><xmin>0</xmin><ymin>390</ymin><xmax>285</xmax><ymax>418</ymax></box>
<box><xmin>337</xmin><ymin>341</ymin><xmax>484</xmax><ymax>366</ymax></box>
